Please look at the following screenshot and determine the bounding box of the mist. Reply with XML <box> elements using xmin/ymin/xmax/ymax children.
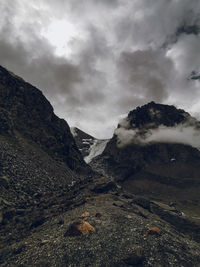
<box><xmin>115</xmin><ymin>117</ymin><xmax>200</xmax><ymax>149</ymax></box>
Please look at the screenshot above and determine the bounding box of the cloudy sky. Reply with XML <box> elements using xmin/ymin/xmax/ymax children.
<box><xmin>1</xmin><ymin>0</ymin><xmax>200</xmax><ymax>138</ymax></box>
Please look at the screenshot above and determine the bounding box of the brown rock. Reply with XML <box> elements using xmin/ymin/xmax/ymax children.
<box><xmin>80</xmin><ymin>211</ymin><xmax>90</xmax><ymax>218</ymax></box>
<box><xmin>65</xmin><ymin>220</ymin><xmax>95</xmax><ymax>236</ymax></box>
<box><xmin>147</xmin><ymin>226</ymin><xmax>161</xmax><ymax>236</ymax></box>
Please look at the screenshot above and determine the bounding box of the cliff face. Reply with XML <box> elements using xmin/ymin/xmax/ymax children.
<box><xmin>90</xmin><ymin>102</ymin><xmax>200</xmax><ymax>214</ymax></box>
<box><xmin>0</xmin><ymin>65</ymin><xmax>87</xmax><ymax>172</ymax></box>
<box><xmin>0</xmin><ymin>66</ymin><xmax>92</xmax><ymax>247</ymax></box>
<box><xmin>71</xmin><ymin>127</ymin><xmax>95</xmax><ymax>157</ymax></box>
<box><xmin>127</xmin><ymin>101</ymin><xmax>189</xmax><ymax>128</ymax></box>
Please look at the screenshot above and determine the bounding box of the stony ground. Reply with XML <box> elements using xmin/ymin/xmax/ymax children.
<box><xmin>1</xmin><ymin>184</ymin><xmax>200</xmax><ymax>267</ymax></box>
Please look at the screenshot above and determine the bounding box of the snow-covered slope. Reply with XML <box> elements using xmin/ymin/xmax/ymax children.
<box><xmin>84</xmin><ymin>139</ymin><xmax>109</xmax><ymax>163</ymax></box>
<box><xmin>71</xmin><ymin>127</ymin><xmax>109</xmax><ymax>161</ymax></box>
<box><xmin>70</xmin><ymin>127</ymin><xmax>95</xmax><ymax>157</ymax></box>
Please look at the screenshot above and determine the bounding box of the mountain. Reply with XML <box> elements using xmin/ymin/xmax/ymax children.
<box><xmin>0</xmin><ymin>66</ymin><xmax>93</xmax><ymax>258</ymax></box>
<box><xmin>71</xmin><ymin>127</ymin><xmax>109</xmax><ymax>163</ymax></box>
<box><xmin>90</xmin><ymin>102</ymin><xmax>200</xmax><ymax>219</ymax></box>
<box><xmin>71</xmin><ymin>127</ymin><xmax>95</xmax><ymax>157</ymax></box>
<box><xmin>1</xmin><ymin>68</ymin><xmax>200</xmax><ymax>266</ymax></box>
<box><xmin>0</xmin><ymin>66</ymin><xmax>90</xmax><ymax>172</ymax></box>
<box><xmin>0</xmin><ymin>65</ymin><xmax>92</xmax><ymax>207</ymax></box>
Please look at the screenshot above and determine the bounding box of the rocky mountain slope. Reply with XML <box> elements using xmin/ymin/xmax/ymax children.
<box><xmin>71</xmin><ymin>127</ymin><xmax>109</xmax><ymax>163</ymax></box>
<box><xmin>0</xmin><ymin>66</ymin><xmax>88</xmax><ymax>172</ymax></box>
<box><xmin>1</xmin><ymin>68</ymin><xmax>200</xmax><ymax>266</ymax></box>
<box><xmin>0</xmin><ymin>65</ymin><xmax>94</xmax><ymax>262</ymax></box>
<box><xmin>71</xmin><ymin>127</ymin><xmax>95</xmax><ymax>157</ymax></box>
<box><xmin>90</xmin><ymin>102</ymin><xmax>200</xmax><ymax>220</ymax></box>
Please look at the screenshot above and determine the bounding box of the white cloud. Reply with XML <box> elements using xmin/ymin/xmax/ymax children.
<box><xmin>115</xmin><ymin>115</ymin><xmax>200</xmax><ymax>149</ymax></box>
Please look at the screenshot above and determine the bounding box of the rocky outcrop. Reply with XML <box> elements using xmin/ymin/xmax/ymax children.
<box><xmin>126</xmin><ymin>101</ymin><xmax>192</xmax><ymax>128</ymax></box>
<box><xmin>0</xmin><ymin>66</ymin><xmax>88</xmax><ymax>172</ymax></box>
<box><xmin>71</xmin><ymin>127</ymin><xmax>109</xmax><ymax>163</ymax></box>
<box><xmin>0</xmin><ymin>66</ymin><xmax>93</xmax><ymax>255</ymax></box>
<box><xmin>90</xmin><ymin>102</ymin><xmax>200</xmax><ymax>220</ymax></box>
<box><xmin>71</xmin><ymin>127</ymin><xmax>95</xmax><ymax>157</ymax></box>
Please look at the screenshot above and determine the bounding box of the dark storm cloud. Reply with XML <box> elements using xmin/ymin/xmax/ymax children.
<box><xmin>115</xmin><ymin>0</ymin><xmax>200</xmax><ymax>49</ymax></box>
<box><xmin>0</xmin><ymin>4</ymin><xmax>80</xmax><ymax>93</ymax></box>
<box><xmin>1</xmin><ymin>0</ymin><xmax>200</xmax><ymax>138</ymax></box>
<box><xmin>0</xmin><ymin>2</ymin><xmax>109</xmax><ymax>110</ymax></box>
<box><xmin>0</xmin><ymin>26</ymin><xmax>82</xmax><ymax>105</ymax></box>
<box><xmin>116</xmin><ymin>50</ymin><xmax>174</xmax><ymax>109</ymax></box>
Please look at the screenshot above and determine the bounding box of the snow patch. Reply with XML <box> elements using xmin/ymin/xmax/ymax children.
<box><xmin>84</xmin><ymin>139</ymin><xmax>109</xmax><ymax>163</ymax></box>
<box><xmin>71</xmin><ymin>127</ymin><xmax>77</xmax><ymax>137</ymax></box>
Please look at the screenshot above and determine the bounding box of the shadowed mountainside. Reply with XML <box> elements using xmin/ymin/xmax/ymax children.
<box><xmin>0</xmin><ymin>66</ymin><xmax>88</xmax><ymax>172</ymax></box>
<box><xmin>0</xmin><ymin>65</ymin><xmax>93</xmax><ymax>256</ymax></box>
<box><xmin>1</xmin><ymin>68</ymin><xmax>200</xmax><ymax>266</ymax></box>
<box><xmin>90</xmin><ymin>102</ymin><xmax>200</xmax><ymax>218</ymax></box>
<box><xmin>71</xmin><ymin>127</ymin><xmax>95</xmax><ymax>157</ymax></box>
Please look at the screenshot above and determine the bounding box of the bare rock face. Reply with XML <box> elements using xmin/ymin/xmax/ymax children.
<box><xmin>71</xmin><ymin>127</ymin><xmax>95</xmax><ymax>157</ymax></box>
<box><xmin>126</xmin><ymin>101</ymin><xmax>191</xmax><ymax>128</ymax></box>
<box><xmin>0</xmin><ymin>66</ymin><xmax>89</xmax><ymax>172</ymax></box>
<box><xmin>90</xmin><ymin>102</ymin><xmax>200</xmax><ymax>217</ymax></box>
<box><xmin>0</xmin><ymin>66</ymin><xmax>92</xmax><ymax>251</ymax></box>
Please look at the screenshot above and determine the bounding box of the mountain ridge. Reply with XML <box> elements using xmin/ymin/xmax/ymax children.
<box><xmin>1</xmin><ymin>66</ymin><xmax>200</xmax><ymax>266</ymax></box>
<box><xmin>0</xmin><ymin>65</ymin><xmax>89</xmax><ymax>172</ymax></box>
<box><xmin>90</xmin><ymin>102</ymin><xmax>200</xmax><ymax>221</ymax></box>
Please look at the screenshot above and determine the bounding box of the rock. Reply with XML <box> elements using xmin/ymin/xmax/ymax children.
<box><xmin>90</xmin><ymin>102</ymin><xmax>200</xmax><ymax>216</ymax></box>
<box><xmin>147</xmin><ymin>226</ymin><xmax>161</xmax><ymax>236</ymax></box>
<box><xmin>64</xmin><ymin>220</ymin><xmax>95</xmax><ymax>236</ymax></box>
<box><xmin>0</xmin><ymin>65</ymin><xmax>93</xmax><ymax>252</ymax></box>
<box><xmin>0</xmin><ymin>65</ymin><xmax>89</xmax><ymax>173</ymax></box>
<box><xmin>151</xmin><ymin>200</ymin><xmax>177</xmax><ymax>212</ymax></box>
<box><xmin>132</xmin><ymin>197</ymin><xmax>151</xmax><ymax>211</ymax></box>
<box><xmin>0</xmin><ymin>197</ymin><xmax>12</xmax><ymax>206</ymax></box>
<box><xmin>0</xmin><ymin>210</ymin><xmax>3</xmax><ymax>224</ymax></box>
<box><xmin>80</xmin><ymin>211</ymin><xmax>90</xmax><ymax>218</ymax></box>
<box><xmin>90</xmin><ymin>179</ymin><xmax>117</xmax><ymax>193</ymax></box>
<box><xmin>58</xmin><ymin>219</ymin><xmax>64</xmax><ymax>225</ymax></box>
<box><xmin>123</xmin><ymin>246</ymin><xmax>144</xmax><ymax>265</ymax></box>
<box><xmin>40</xmin><ymin>240</ymin><xmax>49</xmax><ymax>246</ymax></box>
<box><xmin>0</xmin><ymin>175</ymin><xmax>9</xmax><ymax>189</ymax></box>
<box><xmin>2</xmin><ymin>209</ymin><xmax>16</xmax><ymax>221</ymax></box>
<box><xmin>113</xmin><ymin>201</ymin><xmax>124</xmax><ymax>208</ymax></box>
<box><xmin>0</xmin><ymin>244</ymin><xmax>25</xmax><ymax>264</ymax></box>
<box><xmin>150</xmin><ymin>203</ymin><xmax>200</xmax><ymax>242</ymax></box>
<box><xmin>71</xmin><ymin>127</ymin><xmax>95</xmax><ymax>158</ymax></box>
<box><xmin>30</xmin><ymin>217</ymin><xmax>46</xmax><ymax>229</ymax></box>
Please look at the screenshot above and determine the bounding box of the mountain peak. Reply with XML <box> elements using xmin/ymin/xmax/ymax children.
<box><xmin>0</xmin><ymin>65</ymin><xmax>87</xmax><ymax>172</ymax></box>
<box><xmin>127</xmin><ymin>102</ymin><xmax>189</xmax><ymax>129</ymax></box>
<box><xmin>116</xmin><ymin>102</ymin><xmax>200</xmax><ymax>148</ymax></box>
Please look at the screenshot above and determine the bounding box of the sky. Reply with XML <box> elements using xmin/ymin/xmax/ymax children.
<box><xmin>1</xmin><ymin>0</ymin><xmax>200</xmax><ymax>138</ymax></box>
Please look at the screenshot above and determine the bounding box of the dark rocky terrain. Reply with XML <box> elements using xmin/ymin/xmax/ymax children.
<box><xmin>0</xmin><ymin>67</ymin><xmax>200</xmax><ymax>266</ymax></box>
<box><xmin>71</xmin><ymin>127</ymin><xmax>109</xmax><ymax>164</ymax></box>
<box><xmin>71</xmin><ymin>127</ymin><xmax>95</xmax><ymax>157</ymax></box>
<box><xmin>90</xmin><ymin>102</ymin><xmax>200</xmax><ymax>221</ymax></box>
<box><xmin>0</xmin><ymin>65</ymin><xmax>93</xmax><ymax>264</ymax></box>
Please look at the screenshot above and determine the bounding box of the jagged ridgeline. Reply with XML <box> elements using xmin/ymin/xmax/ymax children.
<box><xmin>0</xmin><ymin>66</ymin><xmax>89</xmax><ymax>171</ymax></box>
<box><xmin>91</xmin><ymin>102</ymin><xmax>200</xmax><ymax>211</ymax></box>
<box><xmin>1</xmin><ymin>67</ymin><xmax>200</xmax><ymax>266</ymax></box>
<box><xmin>0</xmin><ymin>67</ymin><xmax>92</xmax><ymax>171</ymax></box>
<box><xmin>0</xmin><ymin>65</ymin><xmax>92</xmax><ymax>207</ymax></box>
